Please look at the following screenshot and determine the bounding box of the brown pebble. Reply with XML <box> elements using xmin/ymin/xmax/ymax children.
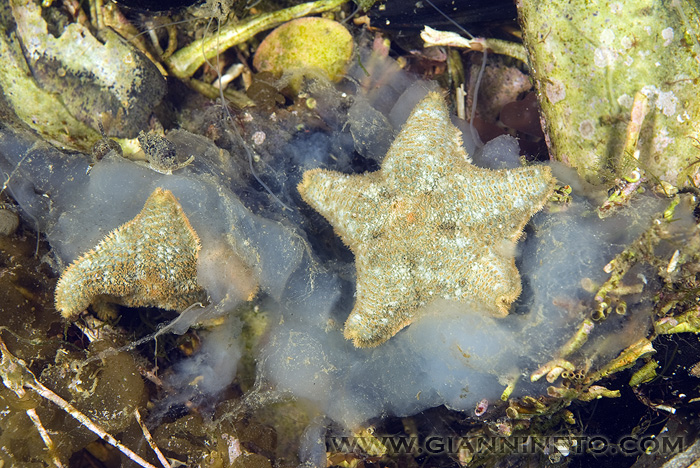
<box><xmin>0</xmin><ymin>209</ymin><xmax>19</xmax><ymax>236</ymax></box>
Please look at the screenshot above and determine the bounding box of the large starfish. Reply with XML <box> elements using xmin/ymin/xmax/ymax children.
<box><xmin>298</xmin><ymin>92</ymin><xmax>555</xmax><ymax>347</ymax></box>
<box><xmin>55</xmin><ymin>187</ymin><xmax>206</xmax><ymax>319</ymax></box>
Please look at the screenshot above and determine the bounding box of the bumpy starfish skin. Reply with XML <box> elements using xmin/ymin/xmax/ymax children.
<box><xmin>55</xmin><ymin>187</ymin><xmax>206</xmax><ymax>319</ymax></box>
<box><xmin>298</xmin><ymin>92</ymin><xmax>555</xmax><ymax>347</ymax></box>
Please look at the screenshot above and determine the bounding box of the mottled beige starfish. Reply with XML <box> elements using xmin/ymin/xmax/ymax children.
<box><xmin>298</xmin><ymin>92</ymin><xmax>555</xmax><ymax>347</ymax></box>
<box><xmin>55</xmin><ymin>187</ymin><xmax>206</xmax><ymax>319</ymax></box>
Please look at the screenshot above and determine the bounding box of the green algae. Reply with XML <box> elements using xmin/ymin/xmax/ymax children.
<box><xmin>0</xmin><ymin>0</ymin><xmax>166</xmax><ymax>151</ymax></box>
<box><xmin>0</xmin><ymin>6</ymin><xmax>99</xmax><ymax>152</ymax></box>
<box><xmin>166</xmin><ymin>0</ymin><xmax>349</xmax><ymax>80</ymax></box>
<box><xmin>519</xmin><ymin>0</ymin><xmax>700</xmax><ymax>186</ymax></box>
<box><xmin>253</xmin><ymin>17</ymin><xmax>354</xmax><ymax>84</ymax></box>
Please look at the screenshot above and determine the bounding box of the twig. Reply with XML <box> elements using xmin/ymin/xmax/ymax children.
<box><xmin>135</xmin><ymin>409</ymin><xmax>171</xmax><ymax>468</ymax></box>
<box><xmin>26</xmin><ymin>407</ymin><xmax>65</xmax><ymax>468</ymax></box>
<box><xmin>421</xmin><ymin>26</ymin><xmax>528</xmax><ymax>63</ymax></box>
<box><xmin>0</xmin><ymin>338</ymin><xmax>64</xmax><ymax>466</ymax></box>
<box><xmin>166</xmin><ymin>0</ymin><xmax>348</xmax><ymax>78</ymax></box>
<box><xmin>598</xmin><ymin>91</ymin><xmax>649</xmax><ymax>217</ymax></box>
<box><xmin>0</xmin><ymin>338</ymin><xmax>157</xmax><ymax>468</ymax></box>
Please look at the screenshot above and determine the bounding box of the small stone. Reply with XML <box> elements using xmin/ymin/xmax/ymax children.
<box><xmin>253</xmin><ymin>17</ymin><xmax>353</xmax><ymax>83</ymax></box>
<box><xmin>137</xmin><ymin>131</ymin><xmax>194</xmax><ymax>174</ymax></box>
<box><xmin>138</xmin><ymin>131</ymin><xmax>177</xmax><ymax>170</ymax></box>
<box><xmin>91</xmin><ymin>122</ymin><xmax>123</xmax><ymax>162</ymax></box>
<box><xmin>0</xmin><ymin>209</ymin><xmax>20</xmax><ymax>236</ymax></box>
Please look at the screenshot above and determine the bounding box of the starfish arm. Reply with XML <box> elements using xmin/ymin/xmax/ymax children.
<box><xmin>55</xmin><ymin>236</ymin><xmax>136</xmax><ymax>319</ymax></box>
<box><xmin>298</xmin><ymin>169</ymin><xmax>386</xmax><ymax>247</ymax></box>
<box><xmin>383</xmin><ymin>92</ymin><xmax>471</xmax><ymax>189</ymax></box>
<box><xmin>343</xmin><ymin>247</ymin><xmax>422</xmax><ymax>347</ymax></box>
<box><xmin>127</xmin><ymin>190</ymin><xmax>203</xmax><ymax>309</ymax></box>
<box><xmin>55</xmin><ymin>188</ymin><xmax>204</xmax><ymax>319</ymax></box>
<box><xmin>446</xmin><ymin>247</ymin><xmax>522</xmax><ymax>317</ymax></box>
<box><xmin>54</xmin><ymin>261</ymin><xmax>98</xmax><ymax>318</ymax></box>
<box><xmin>454</xmin><ymin>164</ymin><xmax>555</xmax><ymax>240</ymax></box>
<box><xmin>496</xmin><ymin>165</ymin><xmax>555</xmax><ymax>238</ymax></box>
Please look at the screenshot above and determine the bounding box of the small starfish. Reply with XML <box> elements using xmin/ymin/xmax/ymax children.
<box><xmin>55</xmin><ymin>187</ymin><xmax>206</xmax><ymax>319</ymax></box>
<box><xmin>298</xmin><ymin>92</ymin><xmax>555</xmax><ymax>347</ymax></box>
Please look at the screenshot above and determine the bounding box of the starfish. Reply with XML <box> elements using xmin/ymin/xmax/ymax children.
<box><xmin>298</xmin><ymin>92</ymin><xmax>555</xmax><ymax>347</ymax></box>
<box><xmin>55</xmin><ymin>187</ymin><xmax>206</xmax><ymax>319</ymax></box>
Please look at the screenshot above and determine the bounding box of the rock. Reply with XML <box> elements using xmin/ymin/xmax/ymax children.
<box><xmin>253</xmin><ymin>17</ymin><xmax>353</xmax><ymax>85</ymax></box>
<box><xmin>0</xmin><ymin>209</ymin><xmax>19</xmax><ymax>236</ymax></box>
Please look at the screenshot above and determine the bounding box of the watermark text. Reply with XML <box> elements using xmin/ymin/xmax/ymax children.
<box><xmin>326</xmin><ymin>434</ymin><xmax>687</xmax><ymax>457</ymax></box>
